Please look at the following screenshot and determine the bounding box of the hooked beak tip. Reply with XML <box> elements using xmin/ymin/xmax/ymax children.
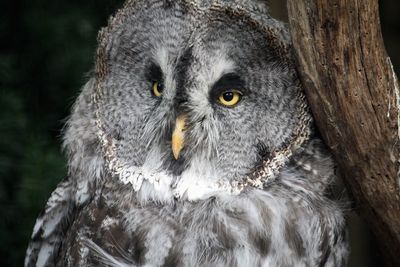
<box><xmin>172</xmin><ymin>149</ymin><xmax>180</xmax><ymax>160</ymax></box>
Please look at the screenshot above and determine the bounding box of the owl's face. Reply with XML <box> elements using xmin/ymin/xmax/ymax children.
<box><xmin>95</xmin><ymin>0</ymin><xmax>303</xmax><ymax>201</ymax></box>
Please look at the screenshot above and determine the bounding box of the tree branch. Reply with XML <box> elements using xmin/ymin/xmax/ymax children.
<box><xmin>286</xmin><ymin>0</ymin><xmax>400</xmax><ymax>265</ymax></box>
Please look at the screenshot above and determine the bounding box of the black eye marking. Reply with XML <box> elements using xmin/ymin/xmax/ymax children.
<box><xmin>214</xmin><ymin>73</ymin><xmax>245</xmax><ymax>90</ymax></box>
<box><xmin>209</xmin><ymin>73</ymin><xmax>246</xmax><ymax>103</ymax></box>
<box><xmin>146</xmin><ymin>63</ymin><xmax>163</xmax><ymax>83</ymax></box>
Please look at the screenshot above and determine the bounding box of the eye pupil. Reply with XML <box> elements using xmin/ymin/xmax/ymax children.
<box><xmin>218</xmin><ymin>90</ymin><xmax>242</xmax><ymax>107</ymax></box>
<box><xmin>157</xmin><ymin>82</ymin><xmax>164</xmax><ymax>93</ymax></box>
<box><xmin>152</xmin><ymin>81</ymin><xmax>163</xmax><ymax>97</ymax></box>
<box><xmin>223</xmin><ymin>92</ymin><xmax>234</xmax><ymax>102</ymax></box>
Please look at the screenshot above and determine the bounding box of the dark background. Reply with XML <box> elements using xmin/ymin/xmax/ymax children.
<box><xmin>0</xmin><ymin>0</ymin><xmax>398</xmax><ymax>266</ymax></box>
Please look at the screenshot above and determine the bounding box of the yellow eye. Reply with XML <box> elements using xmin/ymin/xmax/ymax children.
<box><xmin>152</xmin><ymin>81</ymin><xmax>163</xmax><ymax>97</ymax></box>
<box><xmin>218</xmin><ymin>90</ymin><xmax>242</xmax><ymax>107</ymax></box>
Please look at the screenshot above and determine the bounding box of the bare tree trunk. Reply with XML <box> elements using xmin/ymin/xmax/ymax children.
<box><xmin>286</xmin><ymin>0</ymin><xmax>400</xmax><ymax>266</ymax></box>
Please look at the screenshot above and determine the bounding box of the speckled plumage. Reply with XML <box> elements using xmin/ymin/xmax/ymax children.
<box><xmin>25</xmin><ymin>0</ymin><xmax>349</xmax><ymax>266</ymax></box>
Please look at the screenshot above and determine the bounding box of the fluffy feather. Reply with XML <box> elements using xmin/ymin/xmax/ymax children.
<box><xmin>25</xmin><ymin>1</ymin><xmax>349</xmax><ymax>266</ymax></box>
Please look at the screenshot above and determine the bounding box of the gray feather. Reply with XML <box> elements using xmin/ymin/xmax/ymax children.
<box><xmin>25</xmin><ymin>1</ymin><xmax>349</xmax><ymax>266</ymax></box>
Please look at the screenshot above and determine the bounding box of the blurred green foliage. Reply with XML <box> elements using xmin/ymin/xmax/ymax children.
<box><xmin>0</xmin><ymin>0</ymin><xmax>123</xmax><ymax>265</ymax></box>
<box><xmin>0</xmin><ymin>0</ymin><xmax>398</xmax><ymax>266</ymax></box>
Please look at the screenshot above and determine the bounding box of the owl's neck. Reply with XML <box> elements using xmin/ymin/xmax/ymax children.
<box><xmin>115</xmin><ymin>159</ymin><xmax>285</xmax><ymax>205</ymax></box>
<box><xmin>116</xmin><ymin>163</ymin><xmax>242</xmax><ymax>203</ymax></box>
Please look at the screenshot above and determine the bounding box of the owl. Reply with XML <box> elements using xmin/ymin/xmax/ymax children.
<box><xmin>25</xmin><ymin>0</ymin><xmax>349</xmax><ymax>266</ymax></box>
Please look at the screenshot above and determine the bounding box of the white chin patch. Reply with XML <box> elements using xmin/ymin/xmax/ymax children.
<box><xmin>171</xmin><ymin>154</ymin><xmax>225</xmax><ymax>201</ymax></box>
<box><xmin>118</xmin><ymin>149</ymin><xmax>235</xmax><ymax>203</ymax></box>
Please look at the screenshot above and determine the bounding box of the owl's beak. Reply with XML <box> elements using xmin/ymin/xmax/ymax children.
<box><xmin>172</xmin><ymin>113</ymin><xmax>187</xmax><ymax>160</ymax></box>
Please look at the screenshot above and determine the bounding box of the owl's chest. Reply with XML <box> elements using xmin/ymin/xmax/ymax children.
<box><xmin>59</xmin><ymin>177</ymin><xmax>345</xmax><ymax>267</ymax></box>
<box><xmin>60</xmin><ymin>192</ymin><xmax>274</xmax><ymax>267</ymax></box>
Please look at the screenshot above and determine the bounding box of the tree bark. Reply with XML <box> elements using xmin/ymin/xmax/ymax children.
<box><xmin>286</xmin><ymin>0</ymin><xmax>400</xmax><ymax>266</ymax></box>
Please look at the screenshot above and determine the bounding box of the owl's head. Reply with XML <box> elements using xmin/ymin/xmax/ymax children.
<box><xmin>65</xmin><ymin>0</ymin><xmax>312</xmax><ymax>202</ymax></box>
